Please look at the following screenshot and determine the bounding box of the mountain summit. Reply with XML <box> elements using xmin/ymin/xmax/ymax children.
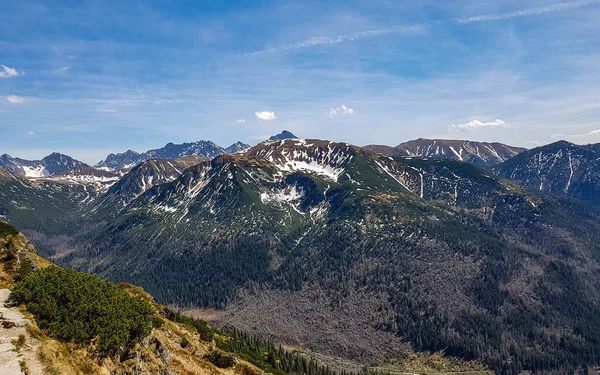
<box><xmin>268</xmin><ymin>130</ymin><xmax>298</xmax><ymax>141</ymax></box>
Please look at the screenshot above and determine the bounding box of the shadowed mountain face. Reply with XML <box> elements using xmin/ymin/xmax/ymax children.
<box><xmin>2</xmin><ymin>138</ymin><xmax>600</xmax><ymax>373</ymax></box>
<box><xmin>365</xmin><ymin>138</ymin><xmax>526</xmax><ymax>167</ymax></box>
<box><xmin>495</xmin><ymin>140</ymin><xmax>600</xmax><ymax>206</ymax></box>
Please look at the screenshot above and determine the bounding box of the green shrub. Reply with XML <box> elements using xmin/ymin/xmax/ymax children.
<box><xmin>204</xmin><ymin>351</ymin><xmax>237</xmax><ymax>368</ymax></box>
<box><xmin>10</xmin><ymin>267</ymin><xmax>154</xmax><ymax>355</ymax></box>
<box><xmin>15</xmin><ymin>258</ymin><xmax>34</xmax><ymax>282</ymax></box>
<box><xmin>152</xmin><ymin>316</ymin><xmax>164</xmax><ymax>329</ymax></box>
<box><xmin>0</xmin><ymin>221</ymin><xmax>18</xmax><ymax>238</ymax></box>
<box><xmin>181</xmin><ymin>336</ymin><xmax>190</xmax><ymax>348</ymax></box>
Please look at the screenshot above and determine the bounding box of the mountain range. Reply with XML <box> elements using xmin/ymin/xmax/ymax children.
<box><xmin>2</xmin><ymin>133</ymin><xmax>600</xmax><ymax>373</ymax></box>
<box><xmin>95</xmin><ymin>140</ymin><xmax>252</xmax><ymax>170</ymax></box>
<box><xmin>0</xmin><ymin>152</ymin><xmax>88</xmax><ymax>177</ymax></box>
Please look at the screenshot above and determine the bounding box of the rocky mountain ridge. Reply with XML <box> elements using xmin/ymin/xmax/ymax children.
<box><xmin>495</xmin><ymin>140</ymin><xmax>600</xmax><ymax>206</ymax></box>
<box><xmin>95</xmin><ymin>140</ymin><xmax>251</xmax><ymax>170</ymax></box>
<box><xmin>0</xmin><ymin>152</ymin><xmax>88</xmax><ymax>177</ymax></box>
<box><xmin>365</xmin><ymin>138</ymin><xmax>526</xmax><ymax>167</ymax></box>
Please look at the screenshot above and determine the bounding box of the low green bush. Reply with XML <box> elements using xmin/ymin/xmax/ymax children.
<box><xmin>10</xmin><ymin>267</ymin><xmax>154</xmax><ymax>355</ymax></box>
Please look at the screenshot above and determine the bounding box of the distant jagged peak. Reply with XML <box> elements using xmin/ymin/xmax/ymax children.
<box><xmin>225</xmin><ymin>141</ymin><xmax>252</xmax><ymax>154</ymax></box>
<box><xmin>95</xmin><ymin>140</ymin><xmax>228</xmax><ymax>171</ymax></box>
<box><xmin>111</xmin><ymin>149</ymin><xmax>140</xmax><ymax>157</ymax></box>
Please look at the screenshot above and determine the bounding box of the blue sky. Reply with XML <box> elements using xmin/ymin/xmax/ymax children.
<box><xmin>1</xmin><ymin>0</ymin><xmax>599</xmax><ymax>163</ymax></box>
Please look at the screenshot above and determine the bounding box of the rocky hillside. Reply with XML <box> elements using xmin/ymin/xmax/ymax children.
<box><xmin>365</xmin><ymin>138</ymin><xmax>526</xmax><ymax>166</ymax></box>
<box><xmin>0</xmin><ymin>221</ymin><xmax>53</xmax><ymax>288</ymax></box>
<box><xmin>495</xmin><ymin>140</ymin><xmax>600</xmax><ymax>206</ymax></box>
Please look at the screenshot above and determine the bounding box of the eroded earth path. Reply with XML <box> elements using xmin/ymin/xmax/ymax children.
<box><xmin>0</xmin><ymin>289</ymin><xmax>44</xmax><ymax>375</ymax></box>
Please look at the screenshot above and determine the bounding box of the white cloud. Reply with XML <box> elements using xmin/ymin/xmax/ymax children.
<box><xmin>255</xmin><ymin>111</ymin><xmax>276</xmax><ymax>121</ymax></box>
<box><xmin>54</xmin><ymin>66</ymin><xmax>71</xmax><ymax>74</ymax></box>
<box><xmin>0</xmin><ymin>65</ymin><xmax>20</xmax><ymax>78</ymax></box>
<box><xmin>525</xmin><ymin>140</ymin><xmax>544</xmax><ymax>148</ymax></box>
<box><xmin>26</xmin><ymin>131</ymin><xmax>35</xmax><ymax>136</ymax></box>
<box><xmin>6</xmin><ymin>95</ymin><xmax>28</xmax><ymax>104</ymax></box>
<box><xmin>450</xmin><ymin>118</ymin><xmax>510</xmax><ymax>132</ymax></box>
<box><xmin>236</xmin><ymin>119</ymin><xmax>246</xmax><ymax>123</ymax></box>
<box><xmin>326</xmin><ymin>105</ymin><xmax>355</xmax><ymax>118</ymax></box>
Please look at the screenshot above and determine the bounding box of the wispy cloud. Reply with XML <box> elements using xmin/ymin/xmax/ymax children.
<box><xmin>451</xmin><ymin>119</ymin><xmax>510</xmax><ymax>132</ymax></box>
<box><xmin>247</xmin><ymin>25</ymin><xmax>429</xmax><ymax>56</ymax></box>
<box><xmin>0</xmin><ymin>65</ymin><xmax>21</xmax><ymax>78</ymax></box>
<box><xmin>26</xmin><ymin>131</ymin><xmax>35</xmax><ymax>136</ymax></box>
<box><xmin>54</xmin><ymin>66</ymin><xmax>71</xmax><ymax>74</ymax></box>
<box><xmin>6</xmin><ymin>95</ymin><xmax>28</xmax><ymax>104</ymax></box>
<box><xmin>255</xmin><ymin>111</ymin><xmax>276</xmax><ymax>121</ymax></box>
<box><xmin>326</xmin><ymin>105</ymin><xmax>355</xmax><ymax>118</ymax></box>
<box><xmin>456</xmin><ymin>0</ymin><xmax>600</xmax><ymax>24</ymax></box>
<box><xmin>248</xmin><ymin>0</ymin><xmax>600</xmax><ymax>55</ymax></box>
<box><xmin>236</xmin><ymin>119</ymin><xmax>246</xmax><ymax>123</ymax></box>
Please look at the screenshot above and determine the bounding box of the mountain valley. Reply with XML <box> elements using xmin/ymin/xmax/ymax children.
<box><xmin>2</xmin><ymin>134</ymin><xmax>600</xmax><ymax>374</ymax></box>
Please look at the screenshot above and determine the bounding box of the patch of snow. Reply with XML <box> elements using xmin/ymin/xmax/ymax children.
<box><xmin>22</xmin><ymin>165</ymin><xmax>48</xmax><ymax>178</ymax></box>
<box><xmin>374</xmin><ymin>160</ymin><xmax>410</xmax><ymax>191</ymax></box>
